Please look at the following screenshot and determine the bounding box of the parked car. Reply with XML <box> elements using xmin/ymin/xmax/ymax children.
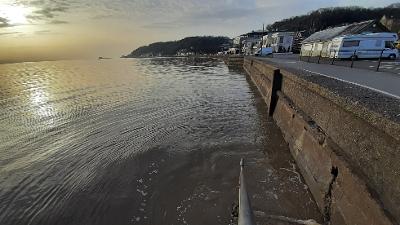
<box><xmin>329</xmin><ymin>33</ymin><xmax>399</xmax><ymax>60</ymax></box>
<box><xmin>255</xmin><ymin>47</ymin><xmax>273</xmax><ymax>56</ymax></box>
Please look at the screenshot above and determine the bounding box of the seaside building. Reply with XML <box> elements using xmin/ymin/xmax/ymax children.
<box><xmin>233</xmin><ymin>35</ymin><xmax>245</xmax><ymax>53</ymax></box>
<box><xmin>262</xmin><ymin>32</ymin><xmax>295</xmax><ymax>53</ymax></box>
<box><xmin>292</xmin><ymin>31</ymin><xmax>306</xmax><ymax>53</ymax></box>
<box><xmin>227</xmin><ymin>48</ymin><xmax>240</xmax><ymax>54</ymax></box>
<box><xmin>242</xmin><ymin>38</ymin><xmax>262</xmax><ymax>55</ymax></box>
<box><xmin>301</xmin><ymin>20</ymin><xmax>390</xmax><ymax>57</ymax></box>
<box><xmin>239</xmin><ymin>30</ymin><xmax>268</xmax><ymax>55</ymax></box>
<box><xmin>176</xmin><ymin>49</ymin><xmax>195</xmax><ymax>56</ymax></box>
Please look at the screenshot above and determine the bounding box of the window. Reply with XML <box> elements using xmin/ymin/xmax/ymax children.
<box><xmin>342</xmin><ymin>40</ymin><xmax>360</xmax><ymax>47</ymax></box>
<box><xmin>385</xmin><ymin>41</ymin><xmax>395</xmax><ymax>49</ymax></box>
<box><xmin>279</xmin><ymin>36</ymin><xmax>284</xmax><ymax>44</ymax></box>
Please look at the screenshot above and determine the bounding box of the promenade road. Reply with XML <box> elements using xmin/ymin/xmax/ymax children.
<box><xmin>258</xmin><ymin>55</ymin><xmax>400</xmax><ymax>99</ymax></box>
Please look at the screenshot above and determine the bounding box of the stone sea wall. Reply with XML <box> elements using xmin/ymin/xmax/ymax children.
<box><xmin>242</xmin><ymin>57</ymin><xmax>400</xmax><ymax>225</ymax></box>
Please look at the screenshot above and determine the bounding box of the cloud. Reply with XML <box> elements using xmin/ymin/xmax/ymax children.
<box><xmin>29</xmin><ymin>6</ymin><xmax>67</xmax><ymax>20</ymax></box>
<box><xmin>49</xmin><ymin>20</ymin><xmax>68</xmax><ymax>24</ymax></box>
<box><xmin>34</xmin><ymin>29</ymin><xmax>51</xmax><ymax>34</ymax></box>
<box><xmin>9</xmin><ymin>0</ymin><xmax>400</xmax><ymax>26</ymax></box>
<box><xmin>90</xmin><ymin>14</ymin><xmax>113</xmax><ymax>20</ymax></box>
<box><xmin>190</xmin><ymin>6</ymin><xmax>264</xmax><ymax>21</ymax></box>
<box><xmin>140</xmin><ymin>3</ymin><xmax>282</xmax><ymax>31</ymax></box>
<box><xmin>12</xmin><ymin>0</ymin><xmax>71</xmax><ymax>25</ymax></box>
<box><xmin>33</xmin><ymin>29</ymin><xmax>61</xmax><ymax>35</ymax></box>
<box><xmin>141</xmin><ymin>21</ymin><xmax>181</xmax><ymax>29</ymax></box>
<box><xmin>0</xmin><ymin>17</ymin><xmax>11</xmax><ymax>27</ymax></box>
<box><xmin>139</xmin><ymin>0</ymin><xmax>260</xmax><ymax>29</ymax></box>
<box><xmin>82</xmin><ymin>0</ymin><xmax>258</xmax><ymax>23</ymax></box>
<box><xmin>0</xmin><ymin>31</ymin><xmax>21</xmax><ymax>36</ymax></box>
<box><xmin>141</xmin><ymin>8</ymin><xmax>257</xmax><ymax>29</ymax></box>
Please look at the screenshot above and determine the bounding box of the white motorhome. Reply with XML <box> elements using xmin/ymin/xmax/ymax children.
<box><xmin>329</xmin><ymin>33</ymin><xmax>399</xmax><ymax>59</ymax></box>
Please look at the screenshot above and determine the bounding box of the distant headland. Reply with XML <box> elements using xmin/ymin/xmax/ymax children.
<box><xmin>121</xmin><ymin>36</ymin><xmax>231</xmax><ymax>58</ymax></box>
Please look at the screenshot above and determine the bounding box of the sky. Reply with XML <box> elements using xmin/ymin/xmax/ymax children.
<box><xmin>0</xmin><ymin>0</ymin><xmax>399</xmax><ymax>63</ymax></box>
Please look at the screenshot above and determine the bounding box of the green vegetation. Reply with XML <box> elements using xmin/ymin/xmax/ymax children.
<box><xmin>123</xmin><ymin>36</ymin><xmax>231</xmax><ymax>58</ymax></box>
<box><xmin>267</xmin><ymin>5</ymin><xmax>400</xmax><ymax>34</ymax></box>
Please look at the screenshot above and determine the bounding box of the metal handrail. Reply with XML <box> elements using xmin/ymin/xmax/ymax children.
<box><xmin>238</xmin><ymin>159</ymin><xmax>255</xmax><ymax>225</ymax></box>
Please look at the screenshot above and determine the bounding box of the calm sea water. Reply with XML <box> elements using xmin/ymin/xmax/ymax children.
<box><xmin>0</xmin><ymin>58</ymin><xmax>321</xmax><ymax>225</ymax></box>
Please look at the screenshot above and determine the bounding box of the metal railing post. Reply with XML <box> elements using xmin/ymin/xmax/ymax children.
<box><xmin>317</xmin><ymin>50</ymin><xmax>322</xmax><ymax>64</ymax></box>
<box><xmin>299</xmin><ymin>48</ymin><xmax>302</xmax><ymax>61</ymax></box>
<box><xmin>377</xmin><ymin>49</ymin><xmax>384</xmax><ymax>72</ymax></box>
<box><xmin>350</xmin><ymin>50</ymin><xmax>356</xmax><ymax>68</ymax></box>
<box><xmin>238</xmin><ymin>159</ymin><xmax>255</xmax><ymax>225</ymax></box>
<box><xmin>331</xmin><ymin>50</ymin><xmax>336</xmax><ymax>65</ymax></box>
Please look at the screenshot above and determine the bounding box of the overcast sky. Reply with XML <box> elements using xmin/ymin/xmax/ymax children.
<box><xmin>0</xmin><ymin>0</ymin><xmax>399</xmax><ymax>62</ymax></box>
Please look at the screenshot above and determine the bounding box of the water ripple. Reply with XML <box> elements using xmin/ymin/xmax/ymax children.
<box><xmin>0</xmin><ymin>58</ymin><xmax>321</xmax><ymax>225</ymax></box>
<box><xmin>0</xmin><ymin>58</ymin><xmax>254</xmax><ymax>224</ymax></box>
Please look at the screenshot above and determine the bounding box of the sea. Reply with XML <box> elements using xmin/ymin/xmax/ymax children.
<box><xmin>0</xmin><ymin>57</ymin><xmax>321</xmax><ymax>225</ymax></box>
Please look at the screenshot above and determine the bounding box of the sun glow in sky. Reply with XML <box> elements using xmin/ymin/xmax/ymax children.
<box><xmin>0</xmin><ymin>0</ymin><xmax>399</xmax><ymax>63</ymax></box>
<box><xmin>0</xmin><ymin>4</ymin><xmax>31</xmax><ymax>25</ymax></box>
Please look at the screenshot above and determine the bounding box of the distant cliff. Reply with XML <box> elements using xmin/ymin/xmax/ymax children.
<box><xmin>267</xmin><ymin>5</ymin><xmax>400</xmax><ymax>35</ymax></box>
<box><xmin>122</xmin><ymin>36</ymin><xmax>231</xmax><ymax>58</ymax></box>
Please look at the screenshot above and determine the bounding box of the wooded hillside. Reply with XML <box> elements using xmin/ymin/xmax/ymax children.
<box><xmin>267</xmin><ymin>5</ymin><xmax>400</xmax><ymax>34</ymax></box>
<box><xmin>123</xmin><ymin>36</ymin><xmax>231</xmax><ymax>58</ymax></box>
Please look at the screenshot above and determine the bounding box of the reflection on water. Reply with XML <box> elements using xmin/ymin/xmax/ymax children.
<box><xmin>0</xmin><ymin>58</ymin><xmax>321</xmax><ymax>225</ymax></box>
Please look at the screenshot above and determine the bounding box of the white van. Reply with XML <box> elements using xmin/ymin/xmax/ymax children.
<box><xmin>329</xmin><ymin>33</ymin><xmax>399</xmax><ymax>60</ymax></box>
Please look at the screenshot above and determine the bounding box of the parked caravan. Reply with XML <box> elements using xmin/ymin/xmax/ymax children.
<box><xmin>301</xmin><ymin>20</ymin><xmax>391</xmax><ymax>57</ymax></box>
<box><xmin>329</xmin><ymin>33</ymin><xmax>399</xmax><ymax>59</ymax></box>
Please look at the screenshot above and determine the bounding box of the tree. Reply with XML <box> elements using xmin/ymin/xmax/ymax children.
<box><xmin>266</xmin><ymin>6</ymin><xmax>400</xmax><ymax>35</ymax></box>
<box><xmin>124</xmin><ymin>36</ymin><xmax>231</xmax><ymax>58</ymax></box>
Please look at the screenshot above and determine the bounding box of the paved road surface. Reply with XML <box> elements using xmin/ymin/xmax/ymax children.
<box><xmin>259</xmin><ymin>55</ymin><xmax>400</xmax><ymax>99</ymax></box>
<box><xmin>300</xmin><ymin>56</ymin><xmax>400</xmax><ymax>75</ymax></box>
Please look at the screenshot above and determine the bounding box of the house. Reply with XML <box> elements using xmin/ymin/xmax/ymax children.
<box><xmin>292</xmin><ymin>31</ymin><xmax>306</xmax><ymax>53</ymax></box>
<box><xmin>240</xmin><ymin>30</ymin><xmax>268</xmax><ymax>55</ymax></box>
<box><xmin>227</xmin><ymin>48</ymin><xmax>240</xmax><ymax>54</ymax></box>
<box><xmin>233</xmin><ymin>35</ymin><xmax>245</xmax><ymax>51</ymax></box>
<box><xmin>176</xmin><ymin>49</ymin><xmax>194</xmax><ymax>56</ymax></box>
<box><xmin>242</xmin><ymin>37</ymin><xmax>262</xmax><ymax>55</ymax></box>
<box><xmin>301</xmin><ymin>20</ymin><xmax>390</xmax><ymax>57</ymax></box>
<box><xmin>220</xmin><ymin>42</ymin><xmax>232</xmax><ymax>52</ymax></box>
<box><xmin>262</xmin><ymin>32</ymin><xmax>295</xmax><ymax>53</ymax></box>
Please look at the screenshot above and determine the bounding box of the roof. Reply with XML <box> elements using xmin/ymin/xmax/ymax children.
<box><xmin>303</xmin><ymin>20</ymin><xmax>388</xmax><ymax>43</ymax></box>
<box><xmin>271</xmin><ymin>32</ymin><xmax>295</xmax><ymax>37</ymax></box>
<box><xmin>242</xmin><ymin>30</ymin><xmax>268</xmax><ymax>37</ymax></box>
